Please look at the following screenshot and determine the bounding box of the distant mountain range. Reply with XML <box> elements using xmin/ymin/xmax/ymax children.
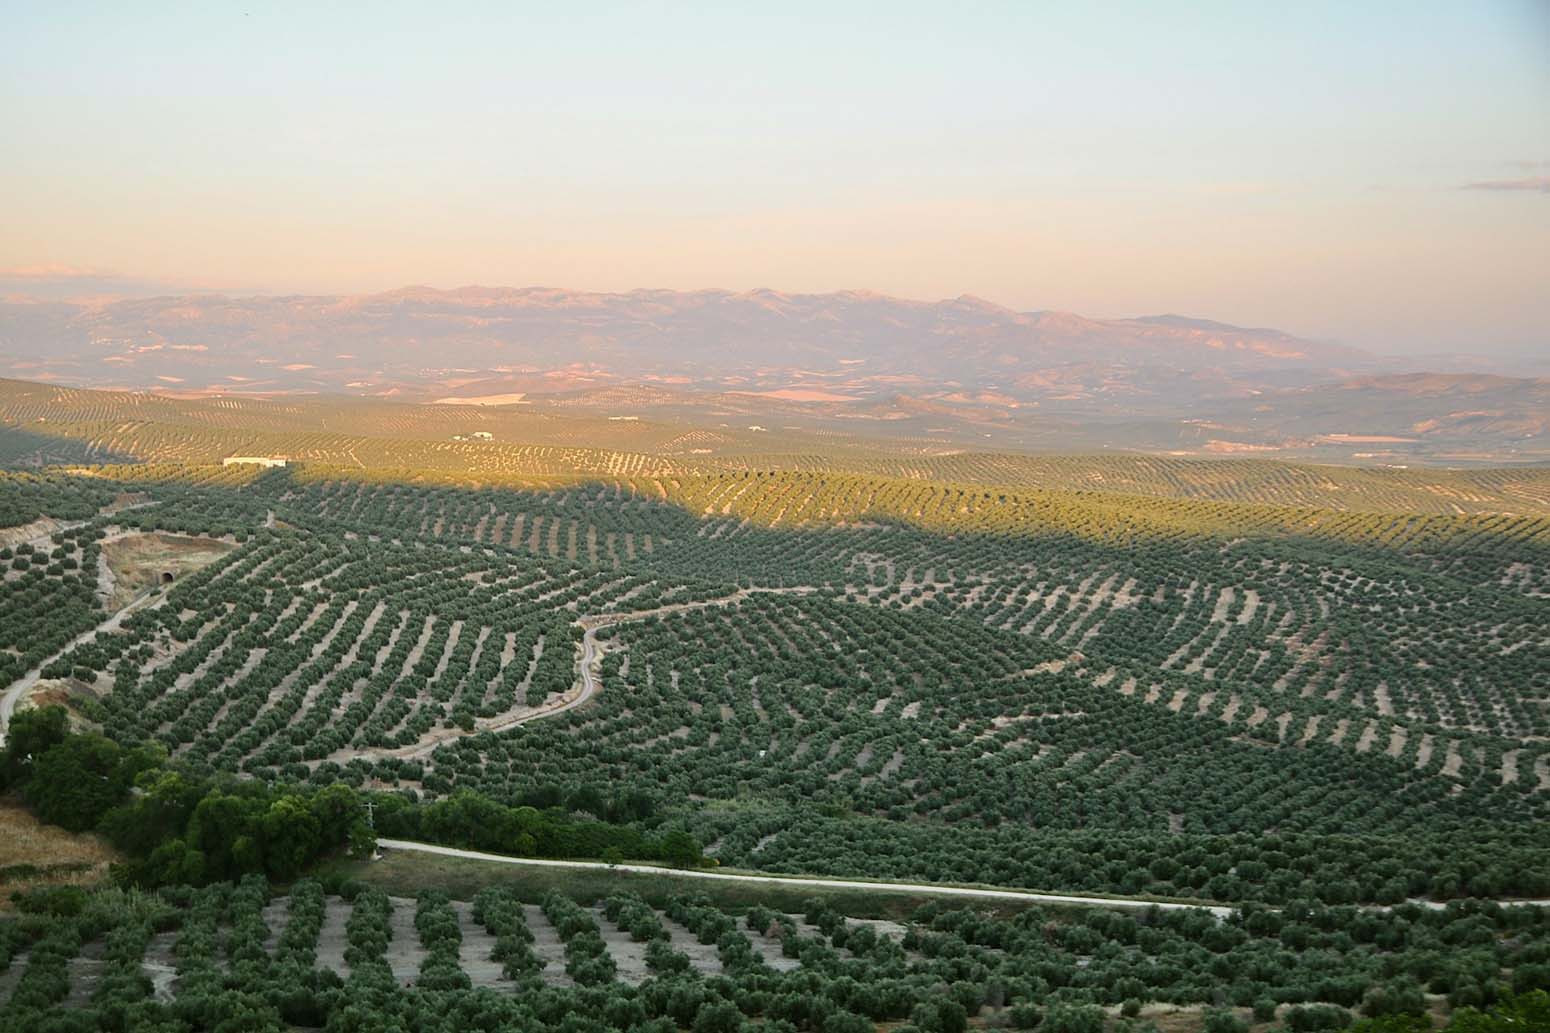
<box><xmin>0</xmin><ymin>287</ymin><xmax>1543</xmax><ymax>463</ymax></box>
<box><xmin>0</xmin><ymin>286</ymin><xmax>1373</xmax><ymax>398</ymax></box>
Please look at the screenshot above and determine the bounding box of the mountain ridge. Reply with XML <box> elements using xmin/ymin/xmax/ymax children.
<box><xmin>0</xmin><ymin>284</ymin><xmax>1374</xmax><ymax>397</ymax></box>
<box><xmin>5</xmin><ymin>286</ymin><xmax>1542</xmax><ymax>461</ymax></box>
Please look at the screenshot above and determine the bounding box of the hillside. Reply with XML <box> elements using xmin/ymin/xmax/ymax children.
<box><xmin>0</xmin><ymin>381</ymin><xmax>1547</xmax><ymax>1031</ymax></box>
<box><xmin>2</xmin><ymin>378</ymin><xmax>1548</xmax><ymax>513</ymax></box>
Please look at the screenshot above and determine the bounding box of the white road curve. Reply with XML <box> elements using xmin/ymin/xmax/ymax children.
<box><xmin>0</xmin><ymin>503</ymin><xmax>176</xmax><ymax>743</ymax></box>
<box><xmin>352</xmin><ymin>587</ymin><xmax>813</xmax><ymax>763</ymax></box>
<box><xmin>0</xmin><ymin>586</ymin><xmax>161</xmax><ymax>748</ymax></box>
<box><xmin>375</xmin><ymin>838</ymin><xmax>1237</xmax><ymax>917</ymax></box>
<box><xmin>376</xmin><ymin>622</ymin><xmax>612</xmax><ymax>762</ymax></box>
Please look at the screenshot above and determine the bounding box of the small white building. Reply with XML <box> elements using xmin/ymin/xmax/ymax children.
<box><xmin>222</xmin><ymin>456</ymin><xmax>287</xmax><ymax>468</ymax></box>
<box><xmin>471</xmin><ymin>431</ymin><xmax>493</xmax><ymax>440</ymax></box>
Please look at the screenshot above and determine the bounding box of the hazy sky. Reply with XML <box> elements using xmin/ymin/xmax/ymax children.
<box><xmin>2</xmin><ymin>2</ymin><xmax>1546</xmax><ymax>356</ymax></box>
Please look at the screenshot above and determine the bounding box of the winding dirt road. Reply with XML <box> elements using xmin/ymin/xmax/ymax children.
<box><xmin>372</xmin><ymin>618</ymin><xmax>616</xmax><ymax>762</ymax></box>
<box><xmin>0</xmin><ymin>586</ymin><xmax>161</xmax><ymax>748</ymax></box>
<box><xmin>350</xmin><ymin>586</ymin><xmax>813</xmax><ymax>763</ymax></box>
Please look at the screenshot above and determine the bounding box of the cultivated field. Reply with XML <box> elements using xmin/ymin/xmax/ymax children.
<box><xmin>7</xmin><ymin>463</ymin><xmax>1545</xmax><ymax>906</ymax></box>
<box><xmin>4</xmin><ymin>874</ymin><xmax>1547</xmax><ymax>1029</ymax></box>
<box><xmin>1</xmin><ymin>383</ymin><xmax>1547</xmax><ymax>1031</ymax></box>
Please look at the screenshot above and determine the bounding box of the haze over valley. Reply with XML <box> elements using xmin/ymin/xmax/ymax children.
<box><xmin>3</xmin><ymin>287</ymin><xmax>1544</xmax><ymax>465</ymax></box>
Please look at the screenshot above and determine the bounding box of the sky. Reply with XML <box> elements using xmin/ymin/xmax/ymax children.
<box><xmin>1</xmin><ymin>1</ymin><xmax>1547</xmax><ymax>357</ymax></box>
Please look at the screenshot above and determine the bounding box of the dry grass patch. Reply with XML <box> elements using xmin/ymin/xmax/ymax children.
<box><xmin>0</xmin><ymin>797</ymin><xmax>120</xmax><ymax>906</ymax></box>
<box><xmin>26</xmin><ymin>678</ymin><xmax>104</xmax><ymax>724</ymax></box>
<box><xmin>100</xmin><ymin>531</ymin><xmax>237</xmax><ymax>609</ymax></box>
<box><xmin>0</xmin><ymin>516</ymin><xmax>69</xmax><ymax>551</ymax></box>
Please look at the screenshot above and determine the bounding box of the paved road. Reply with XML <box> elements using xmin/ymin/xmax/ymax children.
<box><xmin>375</xmin><ymin>839</ymin><xmax>1550</xmax><ymax>916</ymax></box>
<box><xmin>375</xmin><ymin>838</ymin><xmax>1237</xmax><ymax>916</ymax></box>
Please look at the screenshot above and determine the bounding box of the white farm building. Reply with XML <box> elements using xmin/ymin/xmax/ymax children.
<box><xmin>222</xmin><ymin>456</ymin><xmax>288</xmax><ymax>468</ymax></box>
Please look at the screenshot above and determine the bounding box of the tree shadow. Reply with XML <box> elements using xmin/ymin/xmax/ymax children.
<box><xmin>0</xmin><ymin>422</ymin><xmax>137</xmax><ymax>469</ymax></box>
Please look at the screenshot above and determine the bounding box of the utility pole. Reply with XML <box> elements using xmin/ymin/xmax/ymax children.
<box><xmin>365</xmin><ymin>798</ymin><xmax>382</xmax><ymax>862</ymax></box>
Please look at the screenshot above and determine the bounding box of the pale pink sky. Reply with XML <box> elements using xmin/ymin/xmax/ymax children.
<box><xmin>3</xmin><ymin>3</ymin><xmax>1547</xmax><ymax>356</ymax></box>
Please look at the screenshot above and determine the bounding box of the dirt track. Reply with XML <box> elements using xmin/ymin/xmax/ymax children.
<box><xmin>344</xmin><ymin>586</ymin><xmax>814</xmax><ymax>764</ymax></box>
<box><xmin>374</xmin><ymin>838</ymin><xmax>1238</xmax><ymax>917</ymax></box>
<box><xmin>0</xmin><ymin>587</ymin><xmax>161</xmax><ymax>748</ymax></box>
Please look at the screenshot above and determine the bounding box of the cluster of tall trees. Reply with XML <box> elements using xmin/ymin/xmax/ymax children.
<box><xmin>374</xmin><ymin>789</ymin><xmax>703</xmax><ymax>868</ymax></box>
<box><xmin>3</xmin><ymin>705</ymin><xmax>372</xmax><ymax>886</ymax></box>
<box><xmin>4</xmin><ymin>705</ymin><xmax>703</xmax><ymax>888</ymax></box>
